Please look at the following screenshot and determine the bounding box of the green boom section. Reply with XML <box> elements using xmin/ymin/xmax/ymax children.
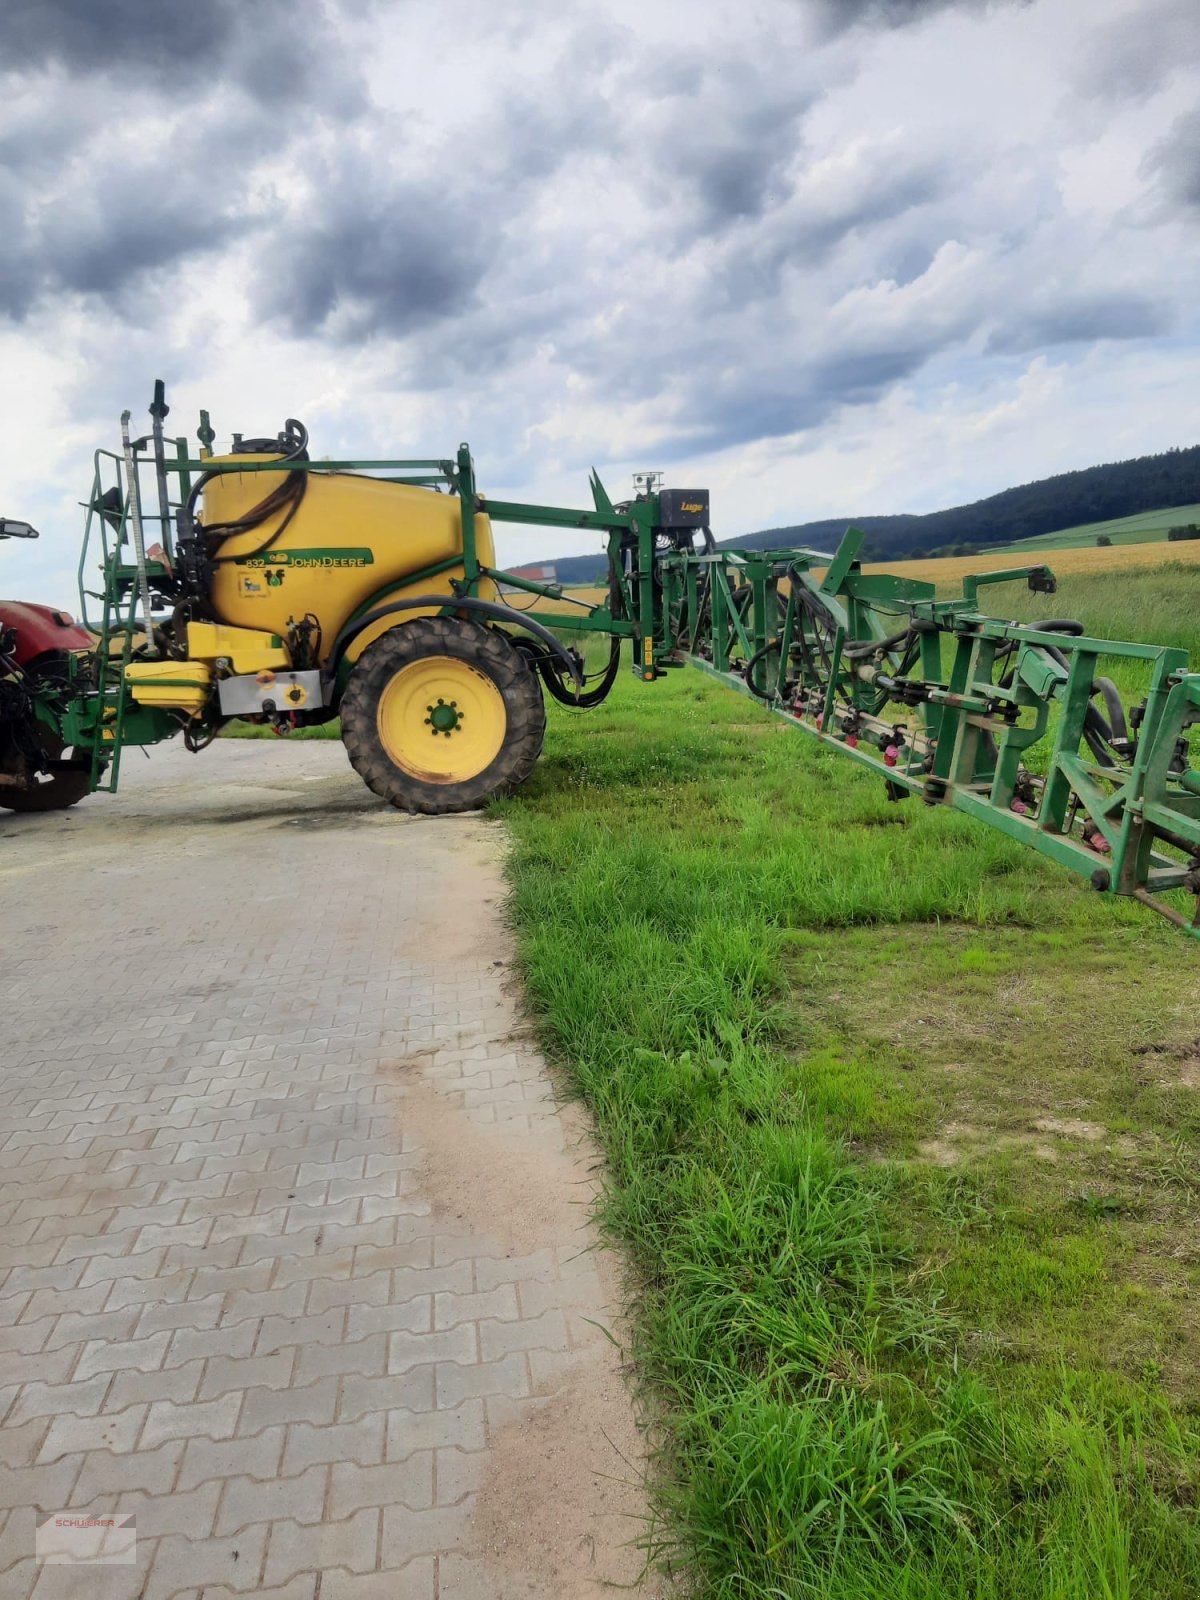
<box><xmin>651</xmin><ymin>539</ymin><xmax>1200</xmax><ymax>937</ymax></box>
<box><xmin>62</xmin><ymin>401</ymin><xmax>1200</xmax><ymax>937</ymax></box>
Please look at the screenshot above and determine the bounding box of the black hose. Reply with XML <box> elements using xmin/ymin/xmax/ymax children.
<box><xmin>1014</xmin><ymin>633</ymin><xmax>1118</xmax><ymax>766</ymax></box>
<box><xmin>788</xmin><ymin>575</ymin><xmax>840</xmax><ymax>635</ymax></box>
<box><xmin>1033</xmin><ymin>618</ymin><xmax>1085</xmax><ymax>636</ymax></box>
<box><xmin>188</xmin><ymin>419</ymin><xmax>311</xmax><ymax>566</ymax></box>
<box><xmin>844</xmin><ymin>625</ymin><xmax>913</xmax><ymax>659</ymax></box>
<box><xmin>328</xmin><ymin>596</ymin><xmax>582</xmax><ymax>685</ymax></box>
<box><xmin>185</xmin><ymin>418</ymin><xmax>309</xmax><ymax>519</ymax></box>
<box><xmin>743</xmin><ymin>639</ymin><xmax>780</xmax><ymax>701</ymax></box>
<box><xmin>538</xmin><ymin>636</ymin><xmax>622</xmax><ymax>709</ymax></box>
<box><xmin>1021</xmin><ymin>621</ymin><xmax>1085</xmax><ymax>680</ymax></box>
<box><xmin>1092</xmin><ymin>676</ymin><xmax>1128</xmax><ymax>743</ymax></box>
<box><xmin>207</xmin><ymin>476</ymin><xmax>307</xmax><ymax>565</ymax></box>
<box><xmin>1025</xmin><ymin>623</ymin><xmax>1128</xmax><ymax>763</ymax></box>
<box><xmin>789</xmin><ymin>578</ymin><xmax>855</xmax><ymax>706</ymax></box>
<box><xmin>1083</xmin><ymin>707</ymin><xmax>1116</xmax><ymax>766</ymax></box>
<box><xmin>182</xmin><ymin>716</ymin><xmax>219</xmax><ymax>753</ymax></box>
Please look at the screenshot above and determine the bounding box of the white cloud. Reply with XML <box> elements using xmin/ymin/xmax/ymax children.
<box><xmin>0</xmin><ymin>0</ymin><xmax>1197</xmax><ymax>599</ymax></box>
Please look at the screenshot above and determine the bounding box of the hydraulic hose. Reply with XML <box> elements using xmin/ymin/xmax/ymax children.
<box><xmin>1083</xmin><ymin>708</ymin><xmax>1117</xmax><ymax>766</ymax></box>
<box><xmin>535</xmin><ymin>636</ymin><xmax>622</xmax><ymax>709</ymax></box>
<box><xmin>187</xmin><ymin>419</ymin><xmax>312</xmax><ymax>566</ymax></box>
<box><xmin>184</xmin><ymin>418</ymin><xmax>310</xmax><ymax>520</ymax></box>
<box><xmin>743</xmin><ymin>638</ymin><xmax>781</xmax><ymax>701</ymax></box>
<box><xmin>1092</xmin><ymin>676</ymin><xmax>1128</xmax><ymax>744</ymax></box>
<box><xmin>1032</xmin><ymin>618</ymin><xmax>1085</xmax><ymax>636</ymax></box>
<box><xmin>1023</xmin><ymin>622</ymin><xmax>1129</xmax><ymax>766</ymax></box>
<box><xmin>787</xmin><ymin>575</ymin><xmax>856</xmax><ymax>707</ymax></box>
<box><xmin>843</xmin><ymin>625</ymin><xmax>914</xmax><ymax>659</ymax></box>
<box><xmin>328</xmin><ymin>596</ymin><xmax>583</xmax><ymax>686</ymax></box>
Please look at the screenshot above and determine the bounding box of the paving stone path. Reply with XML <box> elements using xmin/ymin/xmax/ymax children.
<box><xmin>0</xmin><ymin>741</ymin><xmax>655</xmax><ymax>1599</ymax></box>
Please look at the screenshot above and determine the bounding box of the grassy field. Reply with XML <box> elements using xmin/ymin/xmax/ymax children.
<box><xmin>985</xmin><ymin>504</ymin><xmax>1200</xmax><ymax>556</ymax></box>
<box><xmin>534</xmin><ymin>502</ymin><xmax>1200</xmax><ymax>589</ymax></box>
<box><xmin>884</xmin><ymin>540</ymin><xmax>1200</xmax><ymax>588</ymax></box>
<box><xmin>543</xmin><ymin>537</ymin><xmax>1200</xmax><ymax>617</ymax></box>
<box><xmin>495</xmin><ymin>564</ymin><xmax>1200</xmax><ymax>1598</ymax></box>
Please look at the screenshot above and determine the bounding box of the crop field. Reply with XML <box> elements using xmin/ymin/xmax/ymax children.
<box><xmin>985</xmin><ymin>503</ymin><xmax>1200</xmax><ymax>556</ymax></box>
<box><xmin>497</xmin><ymin>563</ymin><xmax>1200</xmax><ymax>1597</ymax></box>
<box><xmin>536</xmin><ymin>533</ymin><xmax>1200</xmax><ymax>617</ymax></box>
<box><xmin>869</xmin><ymin>541</ymin><xmax>1200</xmax><ymax>589</ymax></box>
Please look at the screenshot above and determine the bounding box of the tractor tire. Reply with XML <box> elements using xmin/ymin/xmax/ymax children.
<box><xmin>0</xmin><ymin>727</ymin><xmax>90</xmax><ymax>813</ymax></box>
<box><xmin>340</xmin><ymin>618</ymin><xmax>546</xmax><ymax>814</ymax></box>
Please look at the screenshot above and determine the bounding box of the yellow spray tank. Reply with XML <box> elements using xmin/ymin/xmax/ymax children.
<box><xmin>115</xmin><ymin>402</ymin><xmax>575</xmax><ymax>818</ymax></box>
<box><xmin>201</xmin><ymin>457</ymin><xmax>498</xmax><ymax>665</ymax></box>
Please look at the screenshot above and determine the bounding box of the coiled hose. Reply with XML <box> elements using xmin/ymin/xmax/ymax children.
<box><xmin>188</xmin><ymin>419</ymin><xmax>311</xmax><ymax>566</ymax></box>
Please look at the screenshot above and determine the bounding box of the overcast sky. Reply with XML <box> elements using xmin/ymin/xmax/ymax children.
<box><xmin>1</xmin><ymin>0</ymin><xmax>1198</xmax><ymax>602</ymax></box>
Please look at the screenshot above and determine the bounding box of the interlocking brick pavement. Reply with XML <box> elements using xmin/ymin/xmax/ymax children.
<box><xmin>0</xmin><ymin>743</ymin><xmax>656</xmax><ymax>1598</ymax></box>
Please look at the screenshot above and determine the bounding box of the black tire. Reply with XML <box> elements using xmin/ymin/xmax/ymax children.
<box><xmin>340</xmin><ymin>618</ymin><xmax>546</xmax><ymax>814</ymax></box>
<box><xmin>0</xmin><ymin>726</ymin><xmax>90</xmax><ymax>813</ymax></box>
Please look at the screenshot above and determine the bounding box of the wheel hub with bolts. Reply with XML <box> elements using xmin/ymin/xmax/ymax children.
<box><xmin>368</xmin><ymin>647</ymin><xmax>513</xmax><ymax>786</ymax></box>
<box><xmin>425</xmin><ymin>698</ymin><xmax>462</xmax><ymax>736</ymax></box>
<box><xmin>343</xmin><ymin>622</ymin><xmax>545</xmax><ymax>808</ymax></box>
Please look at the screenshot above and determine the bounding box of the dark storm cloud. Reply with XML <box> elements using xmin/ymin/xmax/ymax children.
<box><xmin>0</xmin><ymin>202</ymin><xmax>255</xmax><ymax>321</ymax></box>
<box><xmin>0</xmin><ymin>0</ymin><xmax>370</xmax><ymax>320</ymax></box>
<box><xmin>662</xmin><ymin>88</ymin><xmax>819</xmax><ymax>230</ymax></box>
<box><xmin>0</xmin><ymin>92</ymin><xmax>269</xmax><ymax>319</ymax></box>
<box><xmin>1144</xmin><ymin>107</ymin><xmax>1200</xmax><ymax>213</ymax></box>
<box><xmin>265</xmin><ymin>177</ymin><xmax>489</xmax><ymax>343</ymax></box>
<box><xmin>0</xmin><ymin>0</ymin><xmax>1187</xmax><ymax>495</ymax></box>
<box><xmin>793</xmin><ymin>161</ymin><xmax>948</xmax><ymax>261</ymax></box>
<box><xmin>809</xmin><ymin>0</ymin><xmax>1026</xmax><ymax>36</ymax></box>
<box><xmin>514</xmin><ymin>89</ymin><xmax>977</xmax><ymax>459</ymax></box>
<box><xmin>987</xmin><ymin>291</ymin><xmax>1171</xmax><ymax>355</ymax></box>
<box><xmin>690</xmin><ymin>144</ymin><xmax>782</xmax><ymax>223</ymax></box>
<box><xmin>1073</xmin><ymin>1</ymin><xmax>1200</xmax><ymax>107</ymax></box>
<box><xmin>40</xmin><ymin>186</ymin><xmax>247</xmax><ymax>305</ymax></box>
<box><xmin>624</xmin><ymin>35</ymin><xmax>949</xmax><ymax>295</ymax></box>
<box><xmin>658</xmin><ymin>339</ymin><xmax>946</xmax><ymax>457</ymax></box>
<box><xmin>0</xmin><ymin>0</ymin><xmax>366</xmax><ymax>115</ymax></box>
<box><xmin>705</xmin><ymin>154</ymin><xmax>950</xmax><ymax>310</ymax></box>
<box><xmin>0</xmin><ymin>180</ymin><xmax>36</xmax><ymax>318</ymax></box>
<box><xmin>259</xmin><ymin>77</ymin><xmax>621</xmax><ymax>347</ymax></box>
<box><xmin>560</xmin><ymin>131</ymin><xmax>955</xmax><ymax>381</ymax></box>
<box><xmin>1</xmin><ymin>0</ymin><xmax>213</xmax><ymax>76</ymax></box>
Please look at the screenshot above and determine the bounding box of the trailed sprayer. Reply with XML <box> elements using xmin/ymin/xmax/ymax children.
<box><xmin>3</xmin><ymin>383</ymin><xmax>1198</xmax><ymax>937</ymax></box>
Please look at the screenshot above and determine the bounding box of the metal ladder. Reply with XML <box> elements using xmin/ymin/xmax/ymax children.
<box><xmin>77</xmin><ymin>437</ymin><xmax>170</xmax><ymax>792</ymax></box>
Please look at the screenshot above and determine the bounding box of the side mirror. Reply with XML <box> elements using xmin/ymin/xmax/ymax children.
<box><xmin>0</xmin><ymin>518</ymin><xmax>39</xmax><ymax>540</ymax></box>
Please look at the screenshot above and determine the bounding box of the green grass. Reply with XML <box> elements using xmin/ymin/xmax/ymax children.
<box><xmin>986</xmin><ymin>504</ymin><xmax>1200</xmax><ymax>555</ymax></box>
<box><xmin>967</xmin><ymin>563</ymin><xmax>1200</xmax><ymax>742</ymax></box>
<box><xmin>494</xmin><ymin>567</ymin><xmax>1200</xmax><ymax>1597</ymax></box>
<box><xmin>1007</xmin><ymin>563</ymin><xmax>1200</xmax><ymax>657</ymax></box>
<box><xmin>222</xmin><ymin>717</ymin><xmax>342</xmax><ymax>739</ymax></box>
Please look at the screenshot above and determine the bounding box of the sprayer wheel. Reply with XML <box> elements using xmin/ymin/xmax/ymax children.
<box><xmin>340</xmin><ymin>618</ymin><xmax>545</xmax><ymax>814</ymax></box>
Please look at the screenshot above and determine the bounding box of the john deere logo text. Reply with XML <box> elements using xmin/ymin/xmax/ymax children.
<box><xmin>237</xmin><ymin>548</ymin><xmax>375</xmax><ymax>570</ymax></box>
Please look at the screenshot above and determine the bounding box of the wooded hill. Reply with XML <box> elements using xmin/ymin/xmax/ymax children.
<box><xmin>539</xmin><ymin>443</ymin><xmax>1200</xmax><ymax>585</ymax></box>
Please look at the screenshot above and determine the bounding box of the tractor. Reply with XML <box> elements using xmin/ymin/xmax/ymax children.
<box><xmin>0</xmin><ymin>517</ymin><xmax>95</xmax><ymax>812</ymax></box>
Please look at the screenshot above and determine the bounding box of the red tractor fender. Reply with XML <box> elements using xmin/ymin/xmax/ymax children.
<box><xmin>0</xmin><ymin>602</ymin><xmax>93</xmax><ymax>667</ymax></box>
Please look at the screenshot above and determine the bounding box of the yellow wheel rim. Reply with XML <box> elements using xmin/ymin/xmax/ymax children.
<box><xmin>376</xmin><ymin>654</ymin><xmax>507</xmax><ymax>784</ymax></box>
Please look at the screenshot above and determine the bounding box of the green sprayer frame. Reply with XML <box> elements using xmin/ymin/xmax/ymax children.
<box><xmin>656</xmin><ymin>534</ymin><xmax>1200</xmax><ymax>935</ymax></box>
<box><xmin>72</xmin><ymin>412</ymin><xmax>1200</xmax><ymax>937</ymax></box>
